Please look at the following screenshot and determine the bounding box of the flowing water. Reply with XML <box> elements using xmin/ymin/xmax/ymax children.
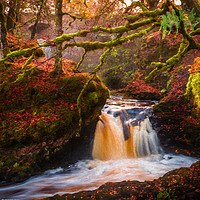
<box><xmin>0</xmin><ymin>96</ymin><xmax>199</xmax><ymax>199</ymax></box>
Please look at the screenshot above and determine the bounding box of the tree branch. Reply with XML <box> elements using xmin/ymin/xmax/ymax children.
<box><xmin>76</xmin><ymin>49</ymin><xmax>87</xmax><ymax>71</ymax></box>
<box><xmin>77</xmin><ymin>48</ymin><xmax>112</xmax><ymax>129</ymax></box>
<box><xmin>145</xmin><ymin>1</ymin><xmax>200</xmax><ymax>81</ymax></box>
<box><xmin>124</xmin><ymin>1</ymin><xmax>149</xmax><ymax>14</ymax></box>
<box><xmin>31</xmin><ymin>0</ymin><xmax>48</xmax><ymax>39</ymax></box>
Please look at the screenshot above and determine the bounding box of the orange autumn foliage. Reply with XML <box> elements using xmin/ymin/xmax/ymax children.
<box><xmin>188</xmin><ymin>57</ymin><xmax>200</xmax><ymax>74</ymax></box>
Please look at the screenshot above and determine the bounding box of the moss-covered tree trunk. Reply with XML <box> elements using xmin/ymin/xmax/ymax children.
<box><xmin>53</xmin><ymin>0</ymin><xmax>63</xmax><ymax>75</ymax></box>
<box><xmin>6</xmin><ymin>0</ymin><xmax>16</xmax><ymax>32</ymax></box>
<box><xmin>0</xmin><ymin>2</ymin><xmax>10</xmax><ymax>57</ymax></box>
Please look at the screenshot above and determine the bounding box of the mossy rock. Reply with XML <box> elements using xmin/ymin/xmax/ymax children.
<box><xmin>153</xmin><ymin>101</ymin><xmax>172</xmax><ymax>113</ymax></box>
<box><xmin>0</xmin><ymin>58</ymin><xmax>109</xmax><ymax>184</ymax></box>
<box><xmin>34</xmin><ymin>47</ymin><xmax>45</xmax><ymax>57</ymax></box>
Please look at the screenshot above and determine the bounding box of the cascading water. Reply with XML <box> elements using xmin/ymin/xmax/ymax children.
<box><xmin>92</xmin><ymin>107</ymin><xmax>163</xmax><ymax>160</ymax></box>
<box><xmin>0</xmin><ymin>96</ymin><xmax>199</xmax><ymax>200</ymax></box>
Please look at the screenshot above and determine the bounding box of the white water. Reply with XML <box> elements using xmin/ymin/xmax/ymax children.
<box><xmin>38</xmin><ymin>39</ymin><xmax>56</xmax><ymax>58</ymax></box>
<box><xmin>0</xmin><ymin>96</ymin><xmax>199</xmax><ymax>200</ymax></box>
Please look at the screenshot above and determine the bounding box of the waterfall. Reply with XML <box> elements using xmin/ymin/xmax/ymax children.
<box><xmin>92</xmin><ymin>106</ymin><xmax>163</xmax><ymax>160</ymax></box>
<box><xmin>0</xmin><ymin>97</ymin><xmax>198</xmax><ymax>200</ymax></box>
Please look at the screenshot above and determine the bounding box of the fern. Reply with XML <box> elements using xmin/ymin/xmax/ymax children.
<box><xmin>189</xmin><ymin>8</ymin><xmax>196</xmax><ymax>22</ymax></box>
<box><xmin>178</xmin><ymin>9</ymin><xmax>185</xmax><ymax>21</ymax></box>
<box><xmin>160</xmin><ymin>10</ymin><xmax>180</xmax><ymax>39</ymax></box>
<box><xmin>188</xmin><ymin>8</ymin><xmax>199</xmax><ymax>30</ymax></box>
<box><xmin>160</xmin><ymin>8</ymin><xmax>199</xmax><ymax>38</ymax></box>
<box><xmin>159</xmin><ymin>15</ymin><xmax>168</xmax><ymax>38</ymax></box>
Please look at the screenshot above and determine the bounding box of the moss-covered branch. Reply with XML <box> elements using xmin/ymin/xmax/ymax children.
<box><xmin>126</xmin><ymin>18</ymin><xmax>155</xmax><ymax>29</ymax></box>
<box><xmin>92</xmin><ymin>25</ymin><xmax>129</xmax><ymax>34</ymax></box>
<box><xmin>76</xmin><ymin>50</ymin><xmax>87</xmax><ymax>71</ymax></box>
<box><xmin>19</xmin><ymin>16</ymin><xmax>37</xmax><ymax>28</ymax></box>
<box><xmin>39</xmin><ymin>12</ymin><xmax>158</xmax><ymax>49</ymax></box>
<box><xmin>62</xmin><ymin>12</ymin><xmax>83</xmax><ymax>21</ymax></box>
<box><xmin>13</xmin><ymin>54</ymin><xmax>35</xmax><ymax>83</ymax></box>
<box><xmin>0</xmin><ymin>12</ymin><xmax>155</xmax><ymax>63</ymax></box>
<box><xmin>52</xmin><ymin>30</ymin><xmax>90</xmax><ymax>44</ymax></box>
<box><xmin>52</xmin><ymin>18</ymin><xmax>153</xmax><ymax>45</ymax></box>
<box><xmin>125</xmin><ymin>1</ymin><xmax>170</xmax><ymax>23</ymax></box>
<box><xmin>190</xmin><ymin>28</ymin><xmax>200</xmax><ymax>36</ymax></box>
<box><xmin>145</xmin><ymin>38</ymin><xmax>189</xmax><ymax>81</ymax></box>
<box><xmin>90</xmin><ymin>48</ymin><xmax>112</xmax><ymax>75</ymax></box>
<box><xmin>125</xmin><ymin>8</ymin><xmax>165</xmax><ymax>23</ymax></box>
<box><xmin>0</xmin><ymin>54</ymin><xmax>35</xmax><ymax>91</ymax></box>
<box><xmin>145</xmin><ymin>1</ymin><xmax>200</xmax><ymax>81</ymax></box>
<box><xmin>0</xmin><ymin>47</ymin><xmax>38</xmax><ymax>64</ymax></box>
<box><xmin>62</xmin><ymin>25</ymin><xmax>154</xmax><ymax>51</ymax></box>
<box><xmin>77</xmin><ymin>48</ymin><xmax>112</xmax><ymax>129</ymax></box>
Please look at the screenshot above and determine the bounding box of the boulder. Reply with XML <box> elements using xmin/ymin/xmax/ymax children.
<box><xmin>0</xmin><ymin>57</ymin><xmax>109</xmax><ymax>184</ymax></box>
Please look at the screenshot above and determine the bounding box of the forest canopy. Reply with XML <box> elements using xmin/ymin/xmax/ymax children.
<box><xmin>0</xmin><ymin>0</ymin><xmax>200</xmax><ymax>106</ymax></box>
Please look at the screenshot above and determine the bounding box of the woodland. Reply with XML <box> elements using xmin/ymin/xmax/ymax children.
<box><xmin>0</xmin><ymin>0</ymin><xmax>200</xmax><ymax>199</ymax></box>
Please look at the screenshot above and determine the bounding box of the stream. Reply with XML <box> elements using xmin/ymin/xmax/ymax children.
<box><xmin>0</xmin><ymin>96</ymin><xmax>199</xmax><ymax>199</ymax></box>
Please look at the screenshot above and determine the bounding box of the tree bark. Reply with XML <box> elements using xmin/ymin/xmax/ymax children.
<box><xmin>6</xmin><ymin>0</ymin><xmax>16</xmax><ymax>32</ymax></box>
<box><xmin>0</xmin><ymin>2</ymin><xmax>10</xmax><ymax>57</ymax></box>
<box><xmin>53</xmin><ymin>0</ymin><xmax>63</xmax><ymax>75</ymax></box>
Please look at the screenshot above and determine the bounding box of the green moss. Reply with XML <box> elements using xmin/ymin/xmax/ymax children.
<box><xmin>190</xmin><ymin>28</ymin><xmax>200</xmax><ymax>36</ymax></box>
<box><xmin>167</xmin><ymin>77</ymin><xmax>172</xmax><ymax>90</ymax></box>
<box><xmin>52</xmin><ymin>30</ymin><xmax>91</xmax><ymax>44</ymax></box>
<box><xmin>34</xmin><ymin>48</ymin><xmax>45</xmax><ymax>57</ymax></box>
<box><xmin>54</xmin><ymin>34</ymin><xmax>76</xmax><ymax>43</ymax></box>
<box><xmin>126</xmin><ymin>18</ymin><xmax>154</xmax><ymax>30</ymax></box>
<box><xmin>86</xmin><ymin>92</ymin><xmax>98</xmax><ymax>104</ymax></box>
<box><xmin>153</xmin><ymin>101</ymin><xmax>171</xmax><ymax>113</ymax></box>
<box><xmin>126</xmin><ymin>9</ymin><xmax>164</xmax><ymax>23</ymax></box>
<box><xmin>99</xmin><ymin>26</ymin><xmax>130</xmax><ymax>33</ymax></box>
<box><xmin>186</xmin><ymin>73</ymin><xmax>200</xmax><ymax>117</ymax></box>
<box><xmin>63</xmin><ymin>25</ymin><xmax>154</xmax><ymax>52</ymax></box>
<box><xmin>145</xmin><ymin>67</ymin><xmax>158</xmax><ymax>81</ymax></box>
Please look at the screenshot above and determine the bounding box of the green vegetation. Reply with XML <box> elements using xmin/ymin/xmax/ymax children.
<box><xmin>0</xmin><ymin>0</ymin><xmax>200</xmax><ymax>193</ymax></box>
<box><xmin>186</xmin><ymin>58</ymin><xmax>200</xmax><ymax>117</ymax></box>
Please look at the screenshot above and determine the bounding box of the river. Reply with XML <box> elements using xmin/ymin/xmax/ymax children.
<box><xmin>0</xmin><ymin>96</ymin><xmax>199</xmax><ymax>199</ymax></box>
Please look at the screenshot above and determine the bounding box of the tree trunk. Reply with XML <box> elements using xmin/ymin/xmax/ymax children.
<box><xmin>0</xmin><ymin>2</ymin><xmax>10</xmax><ymax>57</ymax></box>
<box><xmin>31</xmin><ymin>18</ymin><xmax>39</xmax><ymax>40</ymax></box>
<box><xmin>53</xmin><ymin>0</ymin><xmax>63</xmax><ymax>75</ymax></box>
<box><xmin>31</xmin><ymin>0</ymin><xmax>47</xmax><ymax>39</ymax></box>
<box><xmin>6</xmin><ymin>0</ymin><xmax>16</xmax><ymax>32</ymax></box>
